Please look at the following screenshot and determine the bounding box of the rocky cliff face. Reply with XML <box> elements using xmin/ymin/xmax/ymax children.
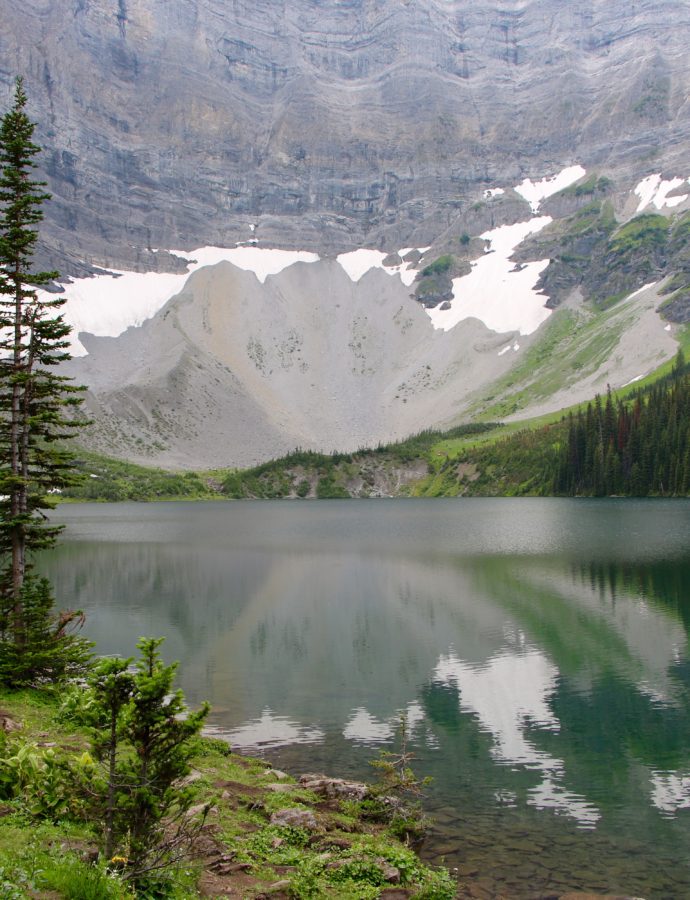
<box><xmin>3</xmin><ymin>0</ymin><xmax>690</xmax><ymax>272</ymax></box>
<box><xmin>3</xmin><ymin>1</ymin><xmax>690</xmax><ymax>468</ymax></box>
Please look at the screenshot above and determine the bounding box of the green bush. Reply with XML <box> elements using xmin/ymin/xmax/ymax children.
<box><xmin>421</xmin><ymin>255</ymin><xmax>453</xmax><ymax>276</ymax></box>
<box><xmin>316</xmin><ymin>476</ymin><xmax>350</xmax><ymax>499</ymax></box>
<box><xmin>611</xmin><ymin>213</ymin><xmax>669</xmax><ymax>253</ymax></box>
<box><xmin>0</xmin><ymin>576</ymin><xmax>93</xmax><ymax>687</ymax></box>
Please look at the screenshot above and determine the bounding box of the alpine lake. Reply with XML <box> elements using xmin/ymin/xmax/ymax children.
<box><xmin>41</xmin><ymin>498</ymin><xmax>690</xmax><ymax>899</ymax></box>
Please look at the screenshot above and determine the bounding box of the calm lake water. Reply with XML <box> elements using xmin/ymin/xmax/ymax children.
<box><xmin>42</xmin><ymin>499</ymin><xmax>690</xmax><ymax>899</ymax></box>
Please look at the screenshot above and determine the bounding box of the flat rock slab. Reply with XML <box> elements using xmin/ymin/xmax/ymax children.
<box><xmin>299</xmin><ymin>774</ymin><xmax>368</xmax><ymax>800</ymax></box>
<box><xmin>270</xmin><ymin>808</ymin><xmax>318</xmax><ymax>830</ymax></box>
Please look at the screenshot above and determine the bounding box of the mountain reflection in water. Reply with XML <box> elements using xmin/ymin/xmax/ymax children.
<box><xmin>42</xmin><ymin>499</ymin><xmax>690</xmax><ymax>898</ymax></box>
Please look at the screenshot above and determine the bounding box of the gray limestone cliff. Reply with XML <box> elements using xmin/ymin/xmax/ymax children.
<box><xmin>2</xmin><ymin>0</ymin><xmax>690</xmax><ymax>272</ymax></box>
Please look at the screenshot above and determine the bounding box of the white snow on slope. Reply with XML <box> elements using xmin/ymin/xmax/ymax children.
<box><xmin>515</xmin><ymin>165</ymin><xmax>586</xmax><ymax>213</ymax></box>
<box><xmin>53</xmin><ymin>247</ymin><xmax>319</xmax><ymax>356</ymax></box>
<box><xmin>55</xmin><ymin>166</ymin><xmax>586</xmax><ymax>356</ymax></box>
<box><xmin>171</xmin><ymin>246</ymin><xmax>319</xmax><ymax>283</ymax></box>
<box><xmin>634</xmin><ymin>174</ymin><xmax>689</xmax><ymax>212</ymax></box>
<box><xmin>336</xmin><ymin>249</ymin><xmax>388</xmax><ymax>281</ymax></box>
<box><xmin>336</xmin><ymin>247</ymin><xmax>429</xmax><ymax>286</ymax></box>
<box><xmin>428</xmin><ymin>217</ymin><xmax>553</xmax><ymax>335</ymax></box>
<box><xmin>59</xmin><ymin>244</ymin><xmax>433</xmax><ymax>356</ymax></box>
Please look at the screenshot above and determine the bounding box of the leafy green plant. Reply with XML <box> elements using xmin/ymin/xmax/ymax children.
<box><xmin>0</xmin><ymin>738</ymin><xmax>92</xmax><ymax>820</ymax></box>
<box><xmin>287</xmin><ymin>857</ymin><xmax>326</xmax><ymax>898</ymax></box>
<box><xmin>0</xmin><ymin>845</ymin><xmax>133</xmax><ymax>900</ymax></box>
<box><xmin>412</xmin><ymin>865</ymin><xmax>458</xmax><ymax>899</ymax></box>
<box><xmin>0</xmin><ymin>865</ymin><xmax>28</xmax><ymax>900</ymax></box>
<box><xmin>328</xmin><ymin>857</ymin><xmax>385</xmax><ymax>886</ymax></box>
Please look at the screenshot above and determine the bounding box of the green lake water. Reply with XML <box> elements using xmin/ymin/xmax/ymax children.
<box><xmin>42</xmin><ymin>499</ymin><xmax>690</xmax><ymax>898</ymax></box>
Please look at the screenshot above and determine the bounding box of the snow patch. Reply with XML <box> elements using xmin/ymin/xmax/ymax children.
<box><xmin>336</xmin><ymin>246</ymin><xmax>427</xmax><ymax>286</ymax></box>
<box><xmin>623</xmin><ymin>374</ymin><xmax>644</xmax><ymax>387</ymax></box>
<box><xmin>336</xmin><ymin>249</ymin><xmax>388</xmax><ymax>282</ymax></box>
<box><xmin>52</xmin><ymin>246</ymin><xmax>319</xmax><ymax>356</ymax></box>
<box><xmin>634</xmin><ymin>174</ymin><xmax>689</xmax><ymax>213</ymax></box>
<box><xmin>515</xmin><ymin>165</ymin><xmax>587</xmax><ymax>213</ymax></box>
<box><xmin>428</xmin><ymin>218</ymin><xmax>553</xmax><ymax>335</ymax></box>
<box><xmin>624</xmin><ymin>282</ymin><xmax>657</xmax><ymax>302</ymax></box>
<box><xmin>484</xmin><ymin>188</ymin><xmax>505</xmax><ymax>199</ymax></box>
<box><xmin>171</xmin><ymin>246</ymin><xmax>319</xmax><ymax>283</ymax></box>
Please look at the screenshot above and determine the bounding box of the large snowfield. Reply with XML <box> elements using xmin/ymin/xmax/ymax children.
<box><xmin>57</xmin><ymin>166</ymin><xmax>594</xmax><ymax>355</ymax></box>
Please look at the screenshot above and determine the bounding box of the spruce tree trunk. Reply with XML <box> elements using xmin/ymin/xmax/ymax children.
<box><xmin>10</xmin><ymin>269</ymin><xmax>25</xmax><ymax>639</ymax></box>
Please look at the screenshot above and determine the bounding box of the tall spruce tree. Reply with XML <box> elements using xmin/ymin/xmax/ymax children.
<box><xmin>0</xmin><ymin>77</ymin><xmax>86</xmax><ymax>677</ymax></box>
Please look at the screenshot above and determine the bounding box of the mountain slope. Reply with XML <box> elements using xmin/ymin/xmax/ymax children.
<box><xmin>65</xmin><ymin>248</ymin><xmax>679</xmax><ymax>469</ymax></box>
<box><xmin>67</xmin><ymin>259</ymin><xmax>525</xmax><ymax>467</ymax></box>
<box><xmin>4</xmin><ymin>2</ymin><xmax>690</xmax><ymax>466</ymax></box>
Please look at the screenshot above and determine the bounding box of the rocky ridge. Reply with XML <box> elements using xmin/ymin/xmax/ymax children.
<box><xmin>2</xmin><ymin>0</ymin><xmax>690</xmax><ymax>272</ymax></box>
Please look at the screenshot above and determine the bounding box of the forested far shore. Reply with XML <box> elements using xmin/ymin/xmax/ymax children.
<box><xmin>62</xmin><ymin>351</ymin><xmax>690</xmax><ymax>501</ymax></box>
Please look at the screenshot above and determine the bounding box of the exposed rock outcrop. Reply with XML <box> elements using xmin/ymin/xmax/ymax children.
<box><xmin>2</xmin><ymin>1</ymin><xmax>690</xmax><ymax>273</ymax></box>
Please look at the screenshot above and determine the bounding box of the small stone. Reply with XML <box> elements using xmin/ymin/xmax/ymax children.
<box><xmin>266</xmin><ymin>880</ymin><xmax>291</xmax><ymax>894</ymax></box>
<box><xmin>266</xmin><ymin>769</ymin><xmax>290</xmax><ymax>780</ymax></box>
<box><xmin>298</xmin><ymin>774</ymin><xmax>368</xmax><ymax>800</ymax></box>
<box><xmin>376</xmin><ymin>858</ymin><xmax>401</xmax><ymax>884</ymax></box>
<box><xmin>316</xmin><ymin>836</ymin><xmax>352</xmax><ymax>851</ymax></box>
<box><xmin>185</xmin><ymin>802</ymin><xmax>215</xmax><ymax>821</ymax></box>
<box><xmin>270</xmin><ymin>808</ymin><xmax>318</xmax><ymax>830</ymax></box>
<box><xmin>266</xmin><ymin>783</ymin><xmax>294</xmax><ymax>793</ymax></box>
<box><xmin>457</xmin><ymin>864</ymin><xmax>479</xmax><ymax>877</ymax></box>
<box><xmin>0</xmin><ymin>714</ymin><xmax>21</xmax><ymax>733</ymax></box>
<box><xmin>179</xmin><ymin>768</ymin><xmax>203</xmax><ymax>786</ymax></box>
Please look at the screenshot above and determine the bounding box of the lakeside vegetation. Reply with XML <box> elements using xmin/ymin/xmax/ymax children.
<box><xmin>0</xmin><ymin>685</ymin><xmax>454</xmax><ymax>899</ymax></box>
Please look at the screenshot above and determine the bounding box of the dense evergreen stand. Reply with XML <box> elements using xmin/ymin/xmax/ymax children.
<box><xmin>554</xmin><ymin>351</ymin><xmax>690</xmax><ymax>496</ymax></box>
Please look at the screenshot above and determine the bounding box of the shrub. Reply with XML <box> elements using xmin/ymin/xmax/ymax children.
<box><xmin>421</xmin><ymin>255</ymin><xmax>453</xmax><ymax>276</ymax></box>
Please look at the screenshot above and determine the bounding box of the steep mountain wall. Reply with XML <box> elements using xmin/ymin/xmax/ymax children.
<box><xmin>2</xmin><ymin>0</ymin><xmax>690</xmax><ymax>271</ymax></box>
